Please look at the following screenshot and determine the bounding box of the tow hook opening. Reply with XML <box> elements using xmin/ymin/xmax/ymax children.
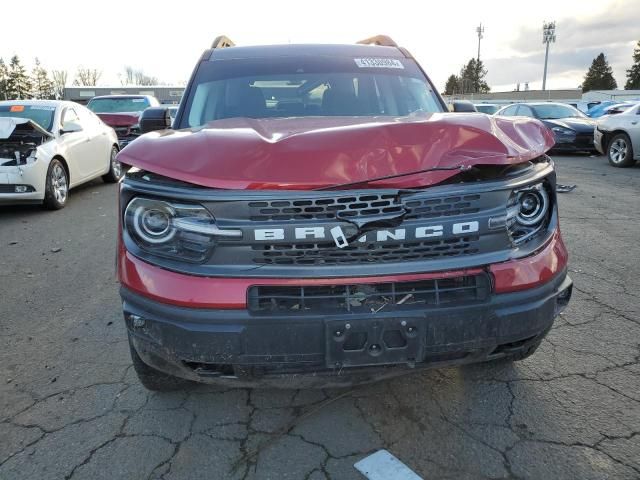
<box><xmin>185</xmin><ymin>362</ymin><xmax>236</xmax><ymax>378</ymax></box>
<box><xmin>490</xmin><ymin>334</ymin><xmax>538</xmax><ymax>356</ymax></box>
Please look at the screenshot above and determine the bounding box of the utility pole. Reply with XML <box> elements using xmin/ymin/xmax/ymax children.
<box><xmin>542</xmin><ymin>21</ymin><xmax>556</xmax><ymax>91</ymax></box>
<box><xmin>476</xmin><ymin>23</ymin><xmax>484</xmax><ymax>62</ymax></box>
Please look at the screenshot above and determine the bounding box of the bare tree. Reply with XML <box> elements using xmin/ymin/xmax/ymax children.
<box><xmin>134</xmin><ymin>69</ymin><xmax>158</xmax><ymax>86</ymax></box>
<box><xmin>121</xmin><ymin>65</ymin><xmax>135</xmax><ymax>86</ymax></box>
<box><xmin>73</xmin><ymin>67</ymin><xmax>102</xmax><ymax>86</ymax></box>
<box><xmin>51</xmin><ymin>70</ymin><xmax>68</xmax><ymax>99</ymax></box>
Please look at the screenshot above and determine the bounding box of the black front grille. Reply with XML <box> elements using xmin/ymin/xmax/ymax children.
<box><xmin>248</xmin><ymin>273</ymin><xmax>490</xmax><ymax>314</ymax></box>
<box><xmin>251</xmin><ymin>235</ymin><xmax>480</xmax><ymax>265</ymax></box>
<box><xmin>247</xmin><ymin>193</ymin><xmax>480</xmax><ymax>222</ymax></box>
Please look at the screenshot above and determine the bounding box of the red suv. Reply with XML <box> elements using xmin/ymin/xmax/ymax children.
<box><xmin>116</xmin><ymin>36</ymin><xmax>572</xmax><ymax>390</ymax></box>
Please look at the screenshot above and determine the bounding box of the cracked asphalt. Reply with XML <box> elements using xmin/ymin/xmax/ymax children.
<box><xmin>1</xmin><ymin>154</ymin><xmax>639</xmax><ymax>480</ymax></box>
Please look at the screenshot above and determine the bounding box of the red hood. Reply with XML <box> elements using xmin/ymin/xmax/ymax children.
<box><xmin>97</xmin><ymin>112</ymin><xmax>140</xmax><ymax>127</ymax></box>
<box><xmin>118</xmin><ymin>114</ymin><xmax>554</xmax><ymax>190</ymax></box>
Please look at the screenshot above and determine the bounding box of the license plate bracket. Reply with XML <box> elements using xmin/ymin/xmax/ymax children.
<box><xmin>325</xmin><ymin>317</ymin><xmax>424</xmax><ymax>368</ymax></box>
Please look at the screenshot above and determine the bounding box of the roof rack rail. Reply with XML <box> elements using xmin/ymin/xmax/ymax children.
<box><xmin>357</xmin><ymin>35</ymin><xmax>398</xmax><ymax>47</ymax></box>
<box><xmin>211</xmin><ymin>35</ymin><xmax>235</xmax><ymax>49</ymax></box>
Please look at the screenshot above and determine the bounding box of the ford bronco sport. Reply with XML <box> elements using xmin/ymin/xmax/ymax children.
<box><xmin>116</xmin><ymin>35</ymin><xmax>572</xmax><ymax>390</ymax></box>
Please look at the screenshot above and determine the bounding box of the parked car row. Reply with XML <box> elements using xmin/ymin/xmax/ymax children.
<box><xmin>468</xmin><ymin>99</ymin><xmax>640</xmax><ymax>167</ymax></box>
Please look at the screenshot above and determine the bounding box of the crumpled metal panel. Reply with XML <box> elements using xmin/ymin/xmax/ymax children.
<box><xmin>118</xmin><ymin>113</ymin><xmax>555</xmax><ymax>190</ymax></box>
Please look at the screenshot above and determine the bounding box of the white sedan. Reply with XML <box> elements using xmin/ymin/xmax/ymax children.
<box><xmin>0</xmin><ymin>100</ymin><xmax>121</xmax><ymax>209</ymax></box>
<box><xmin>595</xmin><ymin>102</ymin><xmax>640</xmax><ymax>167</ymax></box>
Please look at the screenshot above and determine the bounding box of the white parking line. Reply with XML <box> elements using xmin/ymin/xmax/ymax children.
<box><xmin>354</xmin><ymin>449</ymin><xmax>423</xmax><ymax>480</ymax></box>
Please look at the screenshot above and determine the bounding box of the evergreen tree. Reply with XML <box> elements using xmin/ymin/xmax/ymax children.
<box><xmin>0</xmin><ymin>58</ymin><xmax>8</xmax><ymax>100</ymax></box>
<box><xmin>31</xmin><ymin>58</ymin><xmax>55</xmax><ymax>99</ymax></box>
<box><xmin>625</xmin><ymin>40</ymin><xmax>640</xmax><ymax>90</ymax></box>
<box><xmin>6</xmin><ymin>55</ymin><xmax>32</xmax><ymax>99</ymax></box>
<box><xmin>582</xmin><ymin>53</ymin><xmax>617</xmax><ymax>93</ymax></box>
<box><xmin>458</xmin><ymin>59</ymin><xmax>490</xmax><ymax>94</ymax></box>
<box><xmin>443</xmin><ymin>74</ymin><xmax>460</xmax><ymax>95</ymax></box>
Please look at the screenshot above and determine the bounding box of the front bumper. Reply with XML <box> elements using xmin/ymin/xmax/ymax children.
<box><xmin>550</xmin><ymin>134</ymin><xmax>596</xmax><ymax>152</ymax></box>
<box><xmin>0</xmin><ymin>161</ymin><xmax>47</xmax><ymax>204</ymax></box>
<box><xmin>594</xmin><ymin>129</ymin><xmax>606</xmax><ymax>155</ymax></box>
<box><xmin>122</xmin><ymin>270</ymin><xmax>572</xmax><ymax>388</ymax></box>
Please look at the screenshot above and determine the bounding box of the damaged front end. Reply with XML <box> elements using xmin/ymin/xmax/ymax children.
<box><xmin>0</xmin><ymin>118</ymin><xmax>53</xmax><ymax>200</ymax></box>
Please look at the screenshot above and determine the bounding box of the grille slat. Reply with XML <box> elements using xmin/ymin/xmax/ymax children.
<box><xmin>248</xmin><ymin>274</ymin><xmax>490</xmax><ymax>314</ymax></box>
<box><xmin>252</xmin><ymin>236</ymin><xmax>480</xmax><ymax>265</ymax></box>
<box><xmin>247</xmin><ymin>193</ymin><xmax>481</xmax><ymax>222</ymax></box>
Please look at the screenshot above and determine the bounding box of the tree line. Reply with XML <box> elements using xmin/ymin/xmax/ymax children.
<box><xmin>442</xmin><ymin>39</ymin><xmax>640</xmax><ymax>95</ymax></box>
<box><xmin>582</xmin><ymin>40</ymin><xmax>640</xmax><ymax>92</ymax></box>
<box><xmin>0</xmin><ymin>55</ymin><xmax>163</xmax><ymax>100</ymax></box>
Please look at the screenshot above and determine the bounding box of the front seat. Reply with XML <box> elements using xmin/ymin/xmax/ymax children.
<box><xmin>225</xmin><ymin>83</ymin><xmax>267</xmax><ymax>118</ymax></box>
<box><xmin>322</xmin><ymin>84</ymin><xmax>361</xmax><ymax>116</ymax></box>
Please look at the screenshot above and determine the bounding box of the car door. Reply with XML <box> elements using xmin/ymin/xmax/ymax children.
<box><xmin>628</xmin><ymin>105</ymin><xmax>640</xmax><ymax>157</ymax></box>
<box><xmin>59</xmin><ymin>107</ymin><xmax>97</xmax><ymax>183</ymax></box>
<box><xmin>77</xmin><ymin>106</ymin><xmax>112</xmax><ymax>176</ymax></box>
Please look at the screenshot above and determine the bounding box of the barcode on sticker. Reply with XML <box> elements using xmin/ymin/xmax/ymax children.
<box><xmin>354</xmin><ymin>58</ymin><xmax>404</xmax><ymax>69</ymax></box>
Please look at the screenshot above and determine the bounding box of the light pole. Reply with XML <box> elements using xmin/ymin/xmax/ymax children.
<box><xmin>476</xmin><ymin>23</ymin><xmax>484</xmax><ymax>62</ymax></box>
<box><xmin>542</xmin><ymin>21</ymin><xmax>556</xmax><ymax>91</ymax></box>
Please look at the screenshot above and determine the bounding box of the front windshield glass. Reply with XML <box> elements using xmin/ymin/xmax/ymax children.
<box><xmin>181</xmin><ymin>56</ymin><xmax>443</xmax><ymax>128</ymax></box>
<box><xmin>0</xmin><ymin>104</ymin><xmax>55</xmax><ymax>131</ymax></box>
<box><xmin>533</xmin><ymin>104</ymin><xmax>586</xmax><ymax>119</ymax></box>
<box><xmin>87</xmin><ymin>97</ymin><xmax>150</xmax><ymax>113</ymax></box>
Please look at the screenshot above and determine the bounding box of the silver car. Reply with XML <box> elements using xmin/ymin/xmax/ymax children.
<box><xmin>595</xmin><ymin>102</ymin><xmax>640</xmax><ymax>167</ymax></box>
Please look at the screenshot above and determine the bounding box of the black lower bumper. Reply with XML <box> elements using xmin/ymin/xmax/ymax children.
<box><xmin>121</xmin><ymin>271</ymin><xmax>572</xmax><ymax>388</ymax></box>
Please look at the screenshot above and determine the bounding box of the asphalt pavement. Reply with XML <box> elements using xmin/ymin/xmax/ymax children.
<box><xmin>1</xmin><ymin>154</ymin><xmax>639</xmax><ymax>480</ymax></box>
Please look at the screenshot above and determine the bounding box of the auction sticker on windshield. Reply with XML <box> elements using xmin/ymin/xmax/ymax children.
<box><xmin>354</xmin><ymin>58</ymin><xmax>404</xmax><ymax>69</ymax></box>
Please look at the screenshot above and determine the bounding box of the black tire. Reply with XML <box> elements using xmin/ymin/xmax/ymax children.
<box><xmin>128</xmin><ymin>336</ymin><xmax>190</xmax><ymax>391</ymax></box>
<box><xmin>43</xmin><ymin>158</ymin><xmax>69</xmax><ymax>210</ymax></box>
<box><xmin>102</xmin><ymin>146</ymin><xmax>123</xmax><ymax>183</ymax></box>
<box><xmin>607</xmin><ymin>133</ymin><xmax>636</xmax><ymax>168</ymax></box>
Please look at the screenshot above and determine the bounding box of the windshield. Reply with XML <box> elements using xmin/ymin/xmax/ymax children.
<box><xmin>87</xmin><ymin>97</ymin><xmax>150</xmax><ymax>113</ymax></box>
<box><xmin>180</xmin><ymin>56</ymin><xmax>443</xmax><ymax>128</ymax></box>
<box><xmin>0</xmin><ymin>104</ymin><xmax>55</xmax><ymax>131</ymax></box>
<box><xmin>533</xmin><ymin>104</ymin><xmax>586</xmax><ymax>119</ymax></box>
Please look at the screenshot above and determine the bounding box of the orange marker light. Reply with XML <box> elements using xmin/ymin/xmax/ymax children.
<box><xmin>9</xmin><ymin>105</ymin><xmax>25</xmax><ymax>112</ymax></box>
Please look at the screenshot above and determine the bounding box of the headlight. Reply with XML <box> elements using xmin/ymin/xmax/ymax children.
<box><xmin>124</xmin><ymin>197</ymin><xmax>241</xmax><ymax>262</ymax></box>
<box><xmin>505</xmin><ymin>182</ymin><xmax>552</xmax><ymax>245</ymax></box>
<box><xmin>551</xmin><ymin>126</ymin><xmax>574</xmax><ymax>136</ymax></box>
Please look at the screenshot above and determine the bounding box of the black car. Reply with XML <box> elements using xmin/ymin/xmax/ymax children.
<box><xmin>496</xmin><ymin>102</ymin><xmax>597</xmax><ymax>153</ymax></box>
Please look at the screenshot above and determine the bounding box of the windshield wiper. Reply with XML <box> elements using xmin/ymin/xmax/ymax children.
<box><xmin>314</xmin><ymin>165</ymin><xmax>472</xmax><ymax>191</ymax></box>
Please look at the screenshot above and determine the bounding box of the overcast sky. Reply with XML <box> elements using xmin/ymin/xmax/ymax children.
<box><xmin>1</xmin><ymin>0</ymin><xmax>638</xmax><ymax>92</ymax></box>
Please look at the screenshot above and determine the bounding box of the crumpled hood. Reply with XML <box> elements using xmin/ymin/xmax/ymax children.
<box><xmin>0</xmin><ymin>117</ymin><xmax>53</xmax><ymax>139</ymax></box>
<box><xmin>118</xmin><ymin>113</ymin><xmax>555</xmax><ymax>190</ymax></box>
<box><xmin>97</xmin><ymin>112</ymin><xmax>140</xmax><ymax>127</ymax></box>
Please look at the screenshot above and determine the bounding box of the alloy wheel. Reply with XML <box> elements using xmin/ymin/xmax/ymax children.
<box><xmin>609</xmin><ymin>138</ymin><xmax>628</xmax><ymax>164</ymax></box>
<box><xmin>52</xmin><ymin>164</ymin><xmax>68</xmax><ymax>204</ymax></box>
<box><xmin>111</xmin><ymin>149</ymin><xmax>123</xmax><ymax>178</ymax></box>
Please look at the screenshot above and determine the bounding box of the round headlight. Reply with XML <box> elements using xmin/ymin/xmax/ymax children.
<box><xmin>132</xmin><ymin>204</ymin><xmax>176</xmax><ymax>244</ymax></box>
<box><xmin>516</xmin><ymin>188</ymin><xmax>549</xmax><ymax>226</ymax></box>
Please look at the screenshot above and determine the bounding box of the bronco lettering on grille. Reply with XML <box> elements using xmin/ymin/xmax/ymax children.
<box><xmin>254</xmin><ymin>221</ymin><xmax>480</xmax><ymax>248</ymax></box>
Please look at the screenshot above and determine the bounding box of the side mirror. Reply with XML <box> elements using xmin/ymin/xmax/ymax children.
<box><xmin>451</xmin><ymin>100</ymin><xmax>477</xmax><ymax>113</ymax></box>
<box><xmin>60</xmin><ymin>120</ymin><xmax>83</xmax><ymax>134</ymax></box>
<box><xmin>140</xmin><ymin>107</ymin><xmax>172</xmax><ymax>133</ymax></box>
